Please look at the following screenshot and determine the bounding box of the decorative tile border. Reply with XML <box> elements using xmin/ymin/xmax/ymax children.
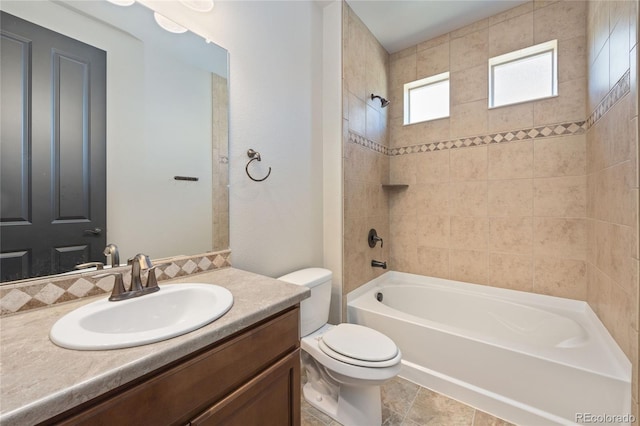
<box><xmin>348</xmin><ymin>70</ymin><xmax>630</xmax><ymax>157</ymax></box>
<box><xmin>586</xmin><ymin>69</ymin><xmax>631</xmax><ymax>128</ymax></box>
<box><xmin>348</xmin><ymin>132</ymin><xmax>390</xmax><ymax>155</ymax></box>
<box><xmin>349</xmin><ymin>120</ymin><xmax>586</xmax><ymax>157</ymax></box>
<box><xmin>388</xmin><ymin>121</ymin><xmax>587</xmax><ymax>156</ymax></box>
<box><xmin>0</xmin><ymin>250</ymin><xmax>231</xmax><ymax>316</ymax></box>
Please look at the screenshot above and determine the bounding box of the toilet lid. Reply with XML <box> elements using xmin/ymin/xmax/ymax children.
<box><xmin>320</xmin><ymin>324</ymin><xmax>398</xmax><ymax>365</ymax></box>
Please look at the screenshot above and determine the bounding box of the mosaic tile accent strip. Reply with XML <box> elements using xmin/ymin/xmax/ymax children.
<box><xmin>586</xmin><ymin>70</ymin><xmax>631</xmax><ymax>128</ymax></box>
<box><xmin>348</xmin><ymin>120</ymin><xmax>586</xmax><ymax>157</ymax></box>
<box><xmin>349</xmin><ymin>71</ymin><xmax>630</xmax><ymax>158</ymax></box>
<box><xmin>386</xmin><ymin>121</ymin><xmax>587</xmax><ymax>156</ymax></box>
<box><xmin>348</xmin><ymin>132</ymin><xmax>390</xmax><ymax>155</ymax></box>
<box><xmin>0</xmin><ymin>250</ymin><xmax>231</xmax><ymax>316</ymax></box>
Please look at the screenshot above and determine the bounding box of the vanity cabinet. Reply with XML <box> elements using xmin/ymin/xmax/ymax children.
<box><xmin>46</xmin><ymin>306</ymin><xmax>301</xmax><ymax>426</ymax></box>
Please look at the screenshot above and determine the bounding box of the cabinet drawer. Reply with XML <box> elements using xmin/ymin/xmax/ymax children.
<box><xmin>52</xmin><ymin>307</ymin><xmax>299</xmax><ymax>426</ymax></box>
<box><xmin>190</xmin><ymin>349</ymin><xmax>300</xmax><ymax>426</ymax></box>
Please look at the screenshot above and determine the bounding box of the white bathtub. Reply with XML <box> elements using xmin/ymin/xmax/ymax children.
<box><xmin>347</xmin><ymin>272</ymin><xmax>632</xmax><ymax>425</ymax></box>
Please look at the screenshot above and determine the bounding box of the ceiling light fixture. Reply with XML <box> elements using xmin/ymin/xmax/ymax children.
<box><xmin>153</xmin><ymin>12</ymin><xmax>188</xmax><ymax>34</ymax></box>
<box><xmin>179</xmin><ymin>0</ymin><xmax>214</xmax><ymax>12</ymax></box>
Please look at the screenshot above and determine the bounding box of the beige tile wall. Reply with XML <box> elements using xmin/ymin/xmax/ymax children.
<box><xmin>342</xmin><ymin>2</ymin><xmax>390</xmax><ymax>300</ymax></box>
<box><xmin>387</xmin><ymin>1</ymin><xmax>589</xmax><ymax>298</ymax></box>
<box><xmin>586</xmin><ymin>0</ymin><xmax>639</xmax><ymax>418</ymax></box>
<box><xmin>388</xmin><ymin>2</ymin><xmax>587</xmax><ymax>147</ymax></box>
<box><xmin>342</xmin><ymin>1</ymin><xmax>639</xmax><ymax>416</ymax></box>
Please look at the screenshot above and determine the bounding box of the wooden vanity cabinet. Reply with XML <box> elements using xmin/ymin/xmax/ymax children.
<box><xmin>190</xmin><ymin>350</ymin><xmax>299</xmax><ymax>425</ymax></box>
<box><xmin>46</xmin><ymin>306</ymin><xmax>301</xmax><ymax>426</ymax></box>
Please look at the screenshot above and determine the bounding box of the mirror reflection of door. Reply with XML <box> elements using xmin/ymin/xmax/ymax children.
<box><xmin>1</xmin><ymin>11</ymin><xmax>106</xmax><ymax>282</ymax></box>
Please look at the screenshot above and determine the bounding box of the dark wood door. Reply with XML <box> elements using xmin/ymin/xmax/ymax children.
<box><xmin>0</xmin><ymin>11</ymin><xmax>106</xmax><ymax>282</ymax></box>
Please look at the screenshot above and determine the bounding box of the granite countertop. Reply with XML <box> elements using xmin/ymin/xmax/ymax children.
<box><xmin>0</xmin><ymin>267</ymin><xmax>309</xmax><ymax>425</ymax></box>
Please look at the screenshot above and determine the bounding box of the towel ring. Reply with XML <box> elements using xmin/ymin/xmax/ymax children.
<box><xmin>245</xmin><ymin>149</ymin><xmax>271</xmax><ymax>182</ymax></box>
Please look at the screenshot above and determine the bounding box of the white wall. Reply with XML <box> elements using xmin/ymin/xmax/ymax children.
<box><xmin>142</xmin><ymin>1</ymin><xmax>326</xmax><ymax>277</ymax></box>
<box><xmin>223</xmin><ymin>1</ymin><xmax>324</xmax><ymax>277</ymax></box>
<box><xmin>322</xmin><ymin>0</ymin><xmax>344</xmax><ymax>323</ymax></box>
<box><xmin>138</xmin><ymin>45</ymin><xmax>213</xmax><ymax>259</ymax></box>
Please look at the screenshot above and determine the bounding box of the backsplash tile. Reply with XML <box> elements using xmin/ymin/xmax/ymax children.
<box><xmin>0</xmin><ymin>250</ymin><xmax>231</xmax><ymax>316</ymax></box>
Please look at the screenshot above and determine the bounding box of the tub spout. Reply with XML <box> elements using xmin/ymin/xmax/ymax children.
<box><xmin>371</xmin><ymin>260</ymin><xmax>387</xmax><ymax>269</ymax></box>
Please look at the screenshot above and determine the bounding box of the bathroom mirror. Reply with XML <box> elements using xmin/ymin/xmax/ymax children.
<box><xmin>0</xmin><ymin>0</ymin><xmax>229</xmax><ymax>283</ymax></box>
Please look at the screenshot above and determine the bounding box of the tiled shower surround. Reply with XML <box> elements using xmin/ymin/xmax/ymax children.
<box><xmin>343</xmin><ymin>0</ymin><xmax>639</xmax><ymax>418</ymax></box>
<box><xmin>586</xmin><ymin>0</ymin><xmax>639</xmax><ymax>416</ymax></box>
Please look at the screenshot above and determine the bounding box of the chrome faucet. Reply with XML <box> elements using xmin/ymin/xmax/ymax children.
<box><xmin>103</xmin><ymin>243</ymin><xmax>120</xmax><ymax>267</ymax></box>
<box><xmin>97</xmin><ymin>254</ymin><xmax>151</xmax><ymax>301</ymax></box>
<box><xmin>129</xmin><ymin>253</ymin><xmax>153</xmax><ymax>293</ymax></box>
<box><xmin>95</xmin><ymin>253</ymin><xmax>168</xmax><ymax>301</ymax></box>
<box><xmin>371</xmin><ymin>260</ymin><xmax>387</xmax><ymax>269</ymax></box>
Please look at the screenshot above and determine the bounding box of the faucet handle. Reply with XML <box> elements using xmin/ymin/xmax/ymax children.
<box><xmin>144</xmin><ymin>263</ymin><xmax>170</xmax><ymax>292</ymax></box>
<box><xmin>75</xmin><ymin>261</ymin><xmax>104</xmax><ymax>271</ymax></box>
<box><xmin>94</xmin><ymin>272</ymin><xmax>126</xmax><ymax>301</ymax></box>
<box><xmin>368</xmin><ymin>229</ymin><xmax>384</xmax><ymax>248</ymax></box>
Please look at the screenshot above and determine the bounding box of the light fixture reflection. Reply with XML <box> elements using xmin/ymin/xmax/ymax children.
<box><xmin>106</xmin><ymin>0</ymin><xmax>135</xmax><ymax>6</ymax></box>
<box><xmin>153</xmin><ymin>12</ymin><xmax>188</xmax><ymax>34</ymax></box>
<box><xmin>179</xmin><ymin>0</ymin><xmax>214</xmax><ymax>12</ymax></box>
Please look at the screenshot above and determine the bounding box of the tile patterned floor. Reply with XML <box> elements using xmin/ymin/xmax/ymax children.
<box><xmin>301</xmin><ymin>376</ymin><xmax>515</xmax><ymax>426</ymax></box>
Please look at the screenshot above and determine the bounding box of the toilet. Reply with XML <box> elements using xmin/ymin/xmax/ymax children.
<box><xmin>278</xmin><ymin>268</ymin><xmax>401</xmax><ymax>426</ymax></box>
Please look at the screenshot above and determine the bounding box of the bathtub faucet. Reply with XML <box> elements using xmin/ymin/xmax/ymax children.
<box><xmin>371</xmin><ymin>260</ymin><xmax>387</xmax><ymax>269</ymax></box>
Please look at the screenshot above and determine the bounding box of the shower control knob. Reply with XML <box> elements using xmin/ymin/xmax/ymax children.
<box><xmin>368</xmin><ymin>228</ymin><xmax>383</xmax><ymax>248</ymax></box>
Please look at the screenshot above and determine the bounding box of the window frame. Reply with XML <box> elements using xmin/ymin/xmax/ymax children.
<box><xmin>403</xmin><ymin>71</ymin><xmax>450</xmax><ymax>125</ymax></box>
<box><xmin>488</xmin><ymin>39</ymin><xmax>558</xmax><ymax>109</ymax></box>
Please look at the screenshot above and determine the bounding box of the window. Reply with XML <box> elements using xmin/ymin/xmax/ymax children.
<box><xmin>404</xmin><ymin>72</ymin><xmax>450</xmax><ymax>125</ymax></box>
<box><xmin>489</xmin><ymin>40</ymin><xmax>557</xmax><ymax>108</ymax></box>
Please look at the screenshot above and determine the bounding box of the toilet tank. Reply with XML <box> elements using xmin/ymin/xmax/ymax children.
<box><xmin>278</xmin><ymin>268</ymin><xmax>332</xmax><ymax>336</ymax></box>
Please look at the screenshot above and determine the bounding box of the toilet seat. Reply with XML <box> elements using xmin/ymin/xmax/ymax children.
<box><xmin>319</xmin><ymin>324</ymin><xmax>400</xmax><ymax>368</ymax></box>
<box><xmin>301</xmin><ymin>324</ymin><xmax>402</xmax><ymax>384</ymax></box>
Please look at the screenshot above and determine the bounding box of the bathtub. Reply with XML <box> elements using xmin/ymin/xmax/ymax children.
<box><xmin>347</xmin><ymin>272</ymin><xmax>632</xmax><ymax>425</ymax></box>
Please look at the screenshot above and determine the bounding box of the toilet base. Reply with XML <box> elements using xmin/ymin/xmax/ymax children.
<box><xmin>303</xmin><ymin>381</ymin><xmax>382</xmax><ymax>426</ymax></box>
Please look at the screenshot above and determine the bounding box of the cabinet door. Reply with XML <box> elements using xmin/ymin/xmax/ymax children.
<box><xmin>191</xmin><ymin>349</ymin><xmax>300</xmax><ymax>426</ymax></box>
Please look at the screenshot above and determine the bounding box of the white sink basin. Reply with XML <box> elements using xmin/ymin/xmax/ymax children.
<box><xmin>50</xmin><ymin>284</ymin><xmax>233</xmax><ymax>350</ymax></box>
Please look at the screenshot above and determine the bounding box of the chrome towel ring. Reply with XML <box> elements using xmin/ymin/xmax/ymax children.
<box><xmin>245</xmin><ymin>148</ymin><xmax>271</xmax><ymax>182</ymax></box>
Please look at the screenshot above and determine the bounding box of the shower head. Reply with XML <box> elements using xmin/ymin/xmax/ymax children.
<box><xmin>371</xmin><ymin>94</ymin><xmax>390</xmax><ymax>108</ymax></box>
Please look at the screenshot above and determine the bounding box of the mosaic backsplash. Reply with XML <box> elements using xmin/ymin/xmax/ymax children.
<box><xmin>0</xmin><ymin>250</ymin><xmax>231</xmax><ymax>316</ymax></box>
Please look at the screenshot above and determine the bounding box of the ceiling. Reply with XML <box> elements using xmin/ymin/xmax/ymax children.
<box><xmin>346</xmin><ymin>0</ymin><xmax>529</xmax><ymax>53</ymax></box>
